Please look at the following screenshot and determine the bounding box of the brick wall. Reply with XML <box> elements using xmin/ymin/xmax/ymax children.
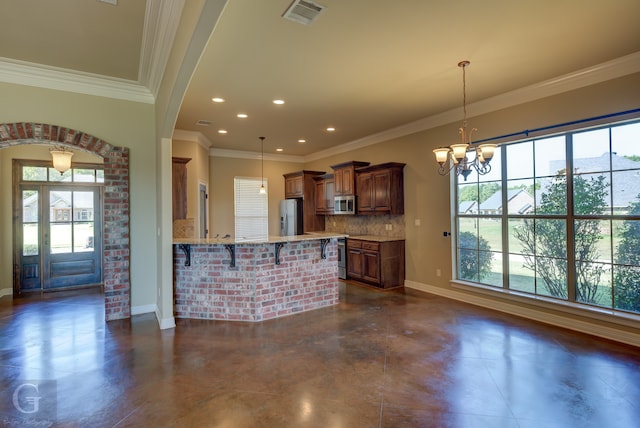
<box><xmin>0</xmin><ymin>123</ymin><xmax>131</xmax><ymax>321</ymax></box>
<box><xmin>174</xmin><ymin>239</ymin><xmax>339</xmax><ymax>321</ymax></box>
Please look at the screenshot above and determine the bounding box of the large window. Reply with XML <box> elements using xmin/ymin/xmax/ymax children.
<box><xmin>456</xmin><ymin>120</ymin><xmax>640</xmax><ymax>314</ymax></box>
<box><xmin>234</xmin><ymin>177</ymin><xmax>268</xmax><ymax>241</ymax></box>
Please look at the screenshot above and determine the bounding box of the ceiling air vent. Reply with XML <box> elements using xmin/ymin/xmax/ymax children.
<box><xmin>282</xmin><ymin>0</ymin><xmax>326</xmax><ymax>25</ymax></box>
<box><xmin>195</xmin><ymin>120</ymin><xmax>212</xmax><ymax>126</ymax></box>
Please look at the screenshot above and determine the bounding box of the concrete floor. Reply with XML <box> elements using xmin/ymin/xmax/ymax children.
<box><xmin>1</xmin><ymin>283</ymin><xmax>639</xmax><ymax>427</ymax></box>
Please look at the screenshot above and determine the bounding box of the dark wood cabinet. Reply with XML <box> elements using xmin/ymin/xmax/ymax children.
<box><xmin>172</xmin><ymin>157</ymin><xmax>191</xmax><ymax>221</ymax></box>
<box><xmin>346</xmin><ymin>238</ymin><xmax>405</xmax><ymax>289</ymax></box>
<box><xmin>314</xmin><ymin>174</ymin><xmax>334</xmax><ymax>215</ymax></box>
<box><xmin>283</xmin><ymin>170</ymin><xmax>325</xmax><ymax>232</ymax></box>
<box><xmin>331</xmin><ymin>161</ymin><xmax>369</xmax><ymax>196</ymax></box>
<box><xmin>356</xmin><ymin>162</ymin><xmax>405</xmax><ymax>215</ymax></box>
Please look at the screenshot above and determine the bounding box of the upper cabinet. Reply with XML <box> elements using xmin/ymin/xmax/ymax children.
<box><xmin>283</xmin><ymin>170</ymin><xmax>326</xmax><ymax>232</ymax></box>
<box><xmin>331</xmin><ymin>161</ymin><xmax>370</xmax><ymax>196</ymax></box>
<box><xmin>356</xmin><ymin>162</ymin><xmax>405</xmax><ymax>215</ymax></box>
<box><xmin>314</xmin><ymin>174</ymin><xmax>334</xmax><ymax>215</ymax></box>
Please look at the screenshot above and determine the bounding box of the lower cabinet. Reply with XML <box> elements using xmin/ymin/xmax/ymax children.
<box><xmin>346</xmin><ymin>238</ymin><xmax>405</xmax><ymax>288</ymax></box>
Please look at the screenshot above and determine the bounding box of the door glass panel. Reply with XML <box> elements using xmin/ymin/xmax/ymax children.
<box><xmin>96</xmin><ymin>169</ymin><xmax>105</xmax><ymax>183</ymax></box>
<box><xmin>50</xmin><ymin>190</ymin><xmax>72</xmax><ymax>254</ymax></box>
<box><xmin>23</xmin><ymin>224</ymin><xmax>39</xmax><ymax>256</ymax></box>
<box><xmin>50</xmin><ymin>223</ymin><xmax>72</xmax><ymax>254</ymax></box>
<box><xmin>74</xmin><ymin>222</ymin><xmax>95</xmax><ymax>252</ymax></box>
<box><xmin>22</xmin><ymin>190</ymin><xmax>39</xmax><ymax>256</ymax></box>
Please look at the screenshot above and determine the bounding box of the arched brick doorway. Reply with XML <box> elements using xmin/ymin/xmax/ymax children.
<box><xmin>1</xmin><ymin>122</ymin><xmax>130</xmax><ymax>321</ymax></box>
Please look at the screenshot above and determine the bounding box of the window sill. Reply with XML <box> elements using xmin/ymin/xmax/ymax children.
<box><xmin>450</xmin><ymin>279</ymin><xmax>640</xmax><ymax>330</ymax></box>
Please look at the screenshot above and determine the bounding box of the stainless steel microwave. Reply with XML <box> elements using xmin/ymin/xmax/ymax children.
<box><xmin>334</xmin><ymin>195</ymin><xmax>356</xmax><ymax>215</ymax></box>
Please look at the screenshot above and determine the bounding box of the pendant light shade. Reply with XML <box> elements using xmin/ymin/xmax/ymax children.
<box><xmin>259</xmin><ymin>137</ymin><xmax>266</xmax><ymax>194</ymax></box>
<box><xmin>51</xmin><ymin>147</ymin><xmax>74</xmax><ymax>174</ymax></box>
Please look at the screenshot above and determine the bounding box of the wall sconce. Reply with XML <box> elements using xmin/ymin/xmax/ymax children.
<box><xmin>50</xmin><ymin>146</ymin><xmax>74</xmax><ymax>174</ymax></box>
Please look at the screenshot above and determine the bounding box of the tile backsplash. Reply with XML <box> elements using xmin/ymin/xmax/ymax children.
<box><xmin>325</xmin><ymin>215</ymin><xmax>405</xmax><ymax>238</ymax></box>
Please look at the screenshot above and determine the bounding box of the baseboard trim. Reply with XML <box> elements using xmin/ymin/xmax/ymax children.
<box><xmin>405</xmin><ymin>280</ymin><xmax>640</xmax><ymax>348</ymax></box>
<box><xmin>131</xmin><ymin>304</ymin><xmax>157</xmax><ymax>316</ymax></box>
<box><xmin>0</xmin><ymin>288</ymin><xmax>12</xmax><ymax>298</ymax></box>
<box><xmin>155</xmin><ymin>308</ymin><xmax>176</xmax><ymax>330</ymax></box>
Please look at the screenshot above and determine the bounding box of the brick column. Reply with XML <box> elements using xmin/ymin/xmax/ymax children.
<box><xmin>102</xmin><ymin>147</ymin><xmax>131</xmax><ymax>320</ymax></box>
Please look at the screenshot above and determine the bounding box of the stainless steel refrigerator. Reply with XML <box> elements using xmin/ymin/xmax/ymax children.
<box><xmin>280</xmin><ymin>199</ymin><xmax>303</xmax><ymax>236</ymax></box>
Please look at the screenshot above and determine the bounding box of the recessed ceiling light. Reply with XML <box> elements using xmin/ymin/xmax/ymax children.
<box><xmin>276</xmin><ymin>148</ymin><xmax>284</xmax><ymax>152</ymax></box>
<box><xmin>298</xmin><ymin>139</ymin><xmax>306</xmax><ymax>143</ymax></box>
<box><xmin>212</xmin><ymin>97</ymin><xmax>225</xmax><ymax>103</ymax></box>
<box><xmin>218</xmin><ymin>129</ymin><xmax>228</xmax><ymax>134</ymax></box>
<box><xmin>326</xmin><ymin>127</ymin><xmax>336</xmax><ymax>132</ymax></box>
<box><xmin>237</xmin><ymin>113</ymin><xmax>248</xmax><ymax>118</ymax></box>
<box><xmin>273</xmin><ymin>99</ymin><xmax>285</xmax><ymax>105</ymax></box>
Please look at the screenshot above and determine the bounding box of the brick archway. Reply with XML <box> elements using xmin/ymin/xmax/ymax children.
<box><xmin>0</xmin><ymin>123</ymin><xmax>130</xmax><ymax>321</ymax></box>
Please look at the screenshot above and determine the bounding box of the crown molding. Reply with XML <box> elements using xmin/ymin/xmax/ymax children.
<box><xmin>172</xmin><ymin>129</ymin><xmax>212</xmax><ymax>149</ymax></box>
<box><xmin>210</xmin><ymin>147</ymin><xmax>305</xmax><ymax>163</ymax></box>
<box><xmin>305</xmin><ymin>52</ymin><xmax>640</xmax><ymax>162</ymax></box>
<box><xmin>139</xmin><ymin>0</ymin><xmax>185</xmax><ymax>97</ymax></box>
<box><xmin>0</xmin><ymin>57</ymin><xmax>155</xmax><ymax>103</ymax></box>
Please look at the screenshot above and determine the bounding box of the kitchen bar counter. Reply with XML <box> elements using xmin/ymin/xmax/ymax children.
<box><xmin>173</xmin><ymin>234</ymin><xmax>343</xmax><ymax>322</ymax></box>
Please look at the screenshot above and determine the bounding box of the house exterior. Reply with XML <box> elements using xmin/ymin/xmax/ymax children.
<box><xmin>0</xmin><ymin>4</ymin><xmax>639</xmax><ymax>345</ymax></box>
<box><xmin>478</xmin><ymin>189</ymin><xmax>534</xmax><ymax>215</ymax></box>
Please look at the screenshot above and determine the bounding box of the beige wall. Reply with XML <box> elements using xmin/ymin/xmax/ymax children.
<box><xmin>209</xmin><ymin>156</ymin><xmax>303</xmax><ymax>238</ymax></box>
<box><xmin>0</xmin><ymin>82</ymin><xmax>157</xmax><ymax>309</ymax></box>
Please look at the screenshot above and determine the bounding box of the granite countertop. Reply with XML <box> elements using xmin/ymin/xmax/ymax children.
<box><xmin>173</xmin><ymin>232</ymin><xmax>347</xmax><ymax>245</ymax></box>
<box><xmin>346</xmin><ymin>235</ymin><xmax>405</xmax><ymax>242</ymax></box>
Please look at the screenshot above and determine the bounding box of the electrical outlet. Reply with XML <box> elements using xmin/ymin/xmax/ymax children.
<box><xmin>385</xmin><ymin>224</ymin><xmax>392</xmax><ymax>231</ymax></box>
<box><xmin>436</xmin><ymin>269</ymin><xmax>442</xmax><ymax>277</ymax></box>
<box><xmin>415</xmin><ymin>219</ymin><xmax>421</xmax><ymax>226</ymax></box>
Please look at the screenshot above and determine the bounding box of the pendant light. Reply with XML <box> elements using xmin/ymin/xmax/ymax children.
<box><xmin>50</xmin><ymin>146</ymin><xmax>74</xmax><ymax>175</ymax></box>
<box><xmin>259</xmin><ymin>137</ymin><xmax>266</xmax><ymax>194</ymax></box>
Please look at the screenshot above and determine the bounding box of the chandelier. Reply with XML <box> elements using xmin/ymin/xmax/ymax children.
<box><xmin>433</xmin><ymin>61</ymin><xmax>497</xmax><ymax>181</ymax></box>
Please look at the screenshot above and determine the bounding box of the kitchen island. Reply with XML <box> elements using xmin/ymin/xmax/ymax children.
<box><xmin>173</xmin><ymin>234</ymin><xmax>344</xmax><ymax>321</ymax></box>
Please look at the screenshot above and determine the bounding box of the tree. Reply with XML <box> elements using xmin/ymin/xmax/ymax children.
<box><xmin>458</xmin><ymin>231</ymin><xmax>494</xmax><ymax>281</ymax></box>
<box><xmin>514</xmin><ymin>174</ymin><xmax>608</xmax><ymax>302</ymax></box>
<box><xmin>614</xmin><ymin>197</ymin><xmax>640</xmax><ymax>312</ymax></box>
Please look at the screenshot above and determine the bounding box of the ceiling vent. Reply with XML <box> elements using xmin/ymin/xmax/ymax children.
<box><xmin>195</xmin><ymin>120</ymin><xmax>212</xmax><ymax>127</ymax></box>
<box><xmin>282</xmin><ymin>0</ymin><xmax>326</xmax><ymax>25</ymax></box>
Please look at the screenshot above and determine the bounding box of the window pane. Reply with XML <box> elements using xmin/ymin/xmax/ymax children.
<box><xmin>458</xmin><ymin>217</ymin><xmax>478</xmax><ymax>245</ymax></box>
<box><xmin>614</xmin><ymin>265</ymin><xmax>640</xmax><ymax>313</ymax></box>
<box><xmin>23</xmin><ymin>190</ymin><xmax>38</xmax><ymax>222</ymax></box>
<box><xmin>506</xmin><ymin>179</ymin><xmax>535</xmax><ymax>214</ymax></box>
<box><xmin>508</xmin><ymin>218</ymin><xmax>533</xmax><ymax>255</ymax></box>
<box><xmin>536</xmin><ymin>175</ymin><xmax>567</xmax><ymax>215</ymax></box>
<box><xmin>49</xmin><ymin>168</ymin><xmax>72</xmax><ymax>182</ymax></box>
<box><xmin>506</xmin><ymin>141</ymin><xmax>533</xmax><ymax>179</ymax></box>
<box><xmin>23</xmin><ymin>224</ymin><xmax>39</xmax><ymax>256</ymax></box>
<box><xmin>477</xmin><ymin>182</ymin><xmax>502</xmax><ymax>214</ymax></box>
<box><xmin>574</xmin><ymin>219</ymin><xmax>611</xmax><ymax>263</ymax></box>
<box><xmin>50</xmin><ymin>191</ymin><xmax>72</xmax><ymax>222</ymax></box>
<box><xmin>573</xmin><ymin>173</ymin><xmax>610</xmax><ymax>215</ymax></box>
<box><xmin>457</xmin><ymin>183</ymin><xmax>478</xmax><ymax>214</ymax></box>
<box><xmin>478</xmin><ymin>145</ymin><xmax>502</xmax><ymax>183</ymax></box>
<box><xmin>573</xmin><ymin>128</ymin><xmax>610</xmax><ymax>173</ymax></box>
<box><xmin>73</xmin><ymin>168</ymin><xmax>96</xmax><ymax>182</ymax></box>
<box><xmin>576</xmin><ymin>261</ymin><xmax>612</xmax><ymax>307</ymax></box>
<box><xmin>536</xmin><ymin>256</ymin><xmax>568</xmax><ymax>299</ymax></box>
<box><xmin>535</xmin><ymin>136</ymin><xmax>566</xmax><ymax>177</ymax></box>
<box><xmin>483</xmin><ymin>251</ymin><xmax>502</xmax><ymax>287</ymax></box>
<box><xmin>96</xmin><ymin>169</ymin><xmax>105</xmax><ymax>183</ymax></box>
<box><xmin>611</xmin><ymin>122</ymin><xmax>640</xmax><ymax>170</ymax></box>
<box><xmin>478</xmin><ymin>218</ymin><xmax>501</xmax><ymax>252</ymax></box>
<box><xmin>73</xmin><ymin>191</ymin><xmax>94</xmax><ymax>221</ymax></box>
<box><xmin>74</xmin><ymin>222</ymin><xmax>94</xmax><ymax>252</ymax></box>
<box><xmin>536</xmin><ymin>219</ymin><xmax>566</xmax><ymax>258</ymax></box>
<box><xmin>611</xmin><ymin>170</ymin><xmax>640</xmax><ymax>214</ymax></box>
<box><xmin>508</xmin><ymin>254</ymin><xmax>534</xmax><ymax>293</ymax></box>
<box><xmin>234</xmin><ymin>177</ymin><xmax>268</xmax><ymax>241</ymax></box>
<box><xmin>23</xmin><ymin>166</ymin><xmax>47</xmax><ymax>181</ymax></box>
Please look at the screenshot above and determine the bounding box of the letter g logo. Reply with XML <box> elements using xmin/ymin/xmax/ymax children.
<box><xmin>12</xmin><ymin>383</ymin><xmax>42</xmax><ymax>414</ymax></box>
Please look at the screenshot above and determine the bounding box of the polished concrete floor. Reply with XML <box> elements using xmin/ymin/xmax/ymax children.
<box><xmin>1</xmin><ymin>283</ymin><xmax>639</xmax><ymax>427</ymax></box>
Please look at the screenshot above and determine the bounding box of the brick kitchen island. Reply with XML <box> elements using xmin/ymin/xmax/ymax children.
<box><xmin>173</xmin><ymin>234</ymin><xmax>344</xmax><ymax>321</ymax></box>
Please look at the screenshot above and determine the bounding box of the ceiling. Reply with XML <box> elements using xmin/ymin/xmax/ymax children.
<box><xmin>2</xmin><ymin>0</ymin><xmax>640</xmax><ymax>158</ymax></box>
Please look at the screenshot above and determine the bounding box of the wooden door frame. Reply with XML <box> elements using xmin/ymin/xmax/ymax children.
<box><xmin>1</xmin><ymin>122</ymin><xmax>131</xmax><ymax>321</ymax></box>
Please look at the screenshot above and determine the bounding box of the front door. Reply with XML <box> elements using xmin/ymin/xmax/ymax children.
<box><xmin>16</xmin><ymin>167</ymin><xmax>103</xmax><ymax>294</ymax></box>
